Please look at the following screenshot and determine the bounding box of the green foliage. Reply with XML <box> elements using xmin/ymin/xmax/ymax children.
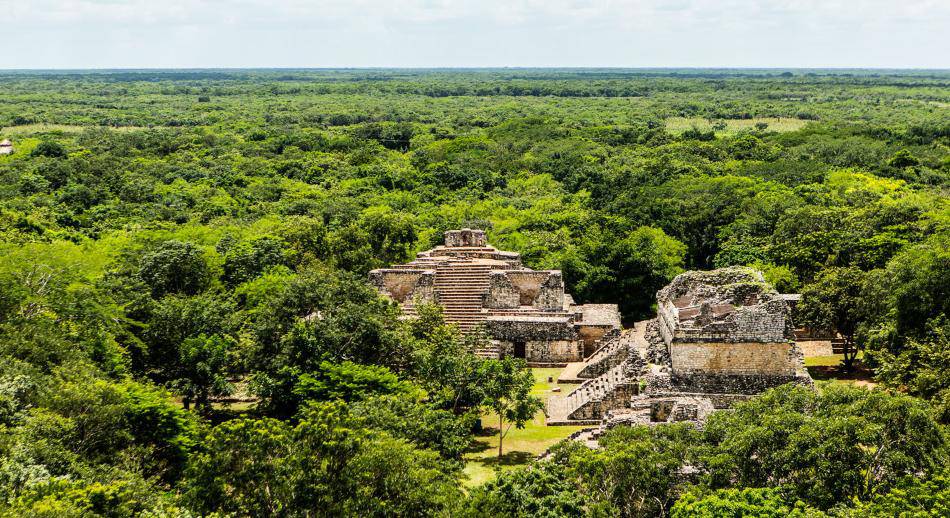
<box><xmin>408</xmin><ymin>303</ymin><xmax>486</xmax><ymax>413</ymax></box>
<box><xmin>700</xmin><ymin>384</ymin><xmax>946</xmax><ymax>508</ymax></box>
<box><xmin>478</xmin><ymin>357</ymin><xmax>544</xmax><ymax>458</ymax></box>
<box><xmin>137</xmin><ymin>240</ymin><xmax>212</xmax><ymax>297</ymax></box>
<box><xmin>671</xmin><ymin>487</ymin><xmax>826</xmax><ymax>518</ymax></box>
<box><xmin>798</xmin><ymin>266</ymin><xmax>868</xmax><ymax>367</ymax></box>
<box><xmin>172</xmin><ymin>333</ymin><xmax>234</xmax><ymax>411</ymax></box>
<box><xmin>0</xmin><ymin>69</ymin><xmax>947</xmax><ymax>515</ymax></box>
<box><xmin>29</xmin><ymin>140</ymin><xmax>66</xmax><ymax>158</ymax></box>
<box><xmin>351</xmin><ymin>392</ymin><xmax>476</xmax><ymax>460</ymax></box>
<box><xmin>463</xmin><ymin>462</ymin><xmax>588</xmax><ymax>517</ymax></box>
<box><xmin>182</xmin><ymin>402</ymin><xmax>462</xmax><ymax>516</ymax></box>
<box><xmin>574</xmin><ymin>424</ymin><xmax>699</xmax><ymax>517</ymax></box>
<box><xmin>293</xmin><ymin>360</ymin><xmax>409</xmax><ymax>403</ymax></box>
<box><xmin>848</xmin><ymin>469</ymin><xmax>950</xmax><ymax>517</ymax></box>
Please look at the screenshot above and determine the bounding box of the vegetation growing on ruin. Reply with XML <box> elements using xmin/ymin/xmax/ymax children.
<box><xmin>0</xmin><ymin>69</ymin><xmax>948</xmax><ymax>515</ymax></box>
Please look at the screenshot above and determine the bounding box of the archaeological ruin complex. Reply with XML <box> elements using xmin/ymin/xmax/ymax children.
<box><xmin>369</xmin><ymin>229</ymin><xmax>621</xmax><ymax>363</ymax></box>
<box><xmin>371</xmin><ymin>233</ymin><xmax>813</xmax><ymax>431</ymax></box>
<box><xmin>548</xmin><ymin>266</ymin><xmax>812</xmax><ymax>429</ymax></box>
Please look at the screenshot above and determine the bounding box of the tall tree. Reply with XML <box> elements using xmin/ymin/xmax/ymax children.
<box><xmin>798</xmin><ymin>266</ymin><xmax>868</xmax><ymax>370</ymax></box>
<box><xmin>478</xmin><ymin>357</ymin><xmax>542</xmax><ymax>458</ymax></box>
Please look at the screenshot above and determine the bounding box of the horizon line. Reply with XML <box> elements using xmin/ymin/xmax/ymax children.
<box><xmin>1</xmin><ymin>66</ymin><xmax>949</xmax><ymax>72</ymax></box>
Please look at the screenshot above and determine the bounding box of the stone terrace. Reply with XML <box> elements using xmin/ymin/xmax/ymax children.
<box><xmin>369</xmin><ymin>229</ymin><xmax>622</xmax><ymax>363</ymax></box>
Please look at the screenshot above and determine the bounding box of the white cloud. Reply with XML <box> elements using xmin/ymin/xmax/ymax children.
<box><xmin>0</xmin><ymin>0</ymin><xmax>947</xmax><ymax>68</ymax></box>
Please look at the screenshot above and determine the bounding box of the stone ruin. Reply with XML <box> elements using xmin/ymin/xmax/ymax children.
<box><xmin>369</xmin><ymin>229</ymin><xmax>621</xmax><ymax>363</ymax></box>
<box><xmin>547</xmin><ymin>266</ymin><xmax>812</xmax><ymax>428</ymax></box>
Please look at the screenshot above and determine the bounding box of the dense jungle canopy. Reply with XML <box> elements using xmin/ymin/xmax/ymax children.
<box><xmin>0</xmin><ymin>69</ymin><xmax>948</xmax><ymax>516</ymax></box>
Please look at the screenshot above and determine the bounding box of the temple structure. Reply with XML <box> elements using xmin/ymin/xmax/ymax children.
<box><xmin>548</xmin><ymin>267</ymin><xmax>812</xmax><ymax>427</ymax></box>
<box><xmin>369</xmin><ymin>229</ymin><xmax>621</xmax><ymax>363</ymax></box>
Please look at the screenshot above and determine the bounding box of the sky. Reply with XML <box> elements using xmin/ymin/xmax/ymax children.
<box><xmin>2</xmin><ymin>0</ymin><xmax>948</xmax><ymax>69</ymax></box>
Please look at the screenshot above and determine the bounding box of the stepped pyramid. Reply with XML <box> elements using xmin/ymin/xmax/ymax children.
<box><xmin>370</xmin><ymin>229</ymin><xmax>621</xmax><ymax>364</ymax></box>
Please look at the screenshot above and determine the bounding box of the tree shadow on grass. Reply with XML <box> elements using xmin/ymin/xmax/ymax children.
<box><xmin>473</xmin><ymin>426</ymin><xmax>498</xmax><ymax>438</ymax></box>
<box><xmin>479</xmin><ymin>451</ymin><xmax>535</xmax><ymax>467</ymax></box>
<box><xmin>807</xmin><ymin>361</ymin><xmax>875</xmax><ymax>384</ymax></box>
<box><xmin>464</xmin><ymin>438</ymin><xmax>493</xmax><ymax>455</ymax></box>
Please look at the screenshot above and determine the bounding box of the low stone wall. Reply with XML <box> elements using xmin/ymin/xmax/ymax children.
<box><xmin>797</xmin><ymin>339</ymin><xmax>834</xmax><ymax>357</ymax></box>
<box><xmin>499</xmin><ymin>339</ymin><xmax>584</xmax><ymax>363</ymax></box>
<box><xmin>669</xmin><ymin>372</ymin><xmax>810</xmax><ymax>396</ymax></box>
<box><xmin>486</xmin><ymin>318</ymin><xmax>577</xmax><ymax>341</ymax></box>
<box><xmin>670</xmin><ymin>341</ymin><xmax>799</xmax><ymax>376</ymax></box>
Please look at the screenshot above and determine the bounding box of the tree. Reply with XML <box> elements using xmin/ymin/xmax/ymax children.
<box><xmin>172</xmin><ymin>334</ymin><xmax>233</xmax><ymax>412</ymax></box>
<box><xmin>408</xmin><ymin>303</ymin><xmax>486</xmax><ymax>413</ymax></box>
<box><xmin>141</xmin><ymin>293</ymin><xmax>236</xmax><ymax>381</ymax></box>
<box><xmin>462</xmin><ymin>462</ymin><xmax>587</xmax><ymax>517</ymax></box>
<box><xmin>477</xmin><ymin>357</ymin><xmax>542</xmax><ymax>458</ymax></box>
<box><xmin>849</xmin><ymin>469</ymin><xmax>950</xmax><ymax>517</ymax></box>
<box><xmin>798</xmin><ymin>267</ymin><xmax>868</xmax><ymax>370</ymax></box>
<box><xmin>578</xmin><ymin>226</ymin><xmax>686</xmax><ymax>321</ymax></box>
<box><xmin>182</xmin><ymin>402</ymin><xmax>462</xmax><ymax>516</ymax></box>
<box><xmin>576</xmin><ymin>424</ymin><xmax>699</xmax><ymax>517</ymax></box>
<box><xmin>351</xmin><ymin>393</ymin><xmax>475</xmax><ymax>460</ymax></box>
<box><xmin>221</xmin><ymin>236</ymin><xmax>288</xmax><ymax>287</ymax></box>
<box><xmin>138</xmin><ymin>241</ymin><xmax>211</xmax><ymax>298</ymax></box>
<box><xmin>30</xmin><ymin>140</ymin><xmax>67</xmax><ymax>158</ymax></box>
<box><xmin>246</xmin><ymin>267</ymin><xmax>409</xmax><ymax>417</ymax></box>
<box><xmin>292</xmin><ymin>360</ymin><xmax>409</xmax><ymax>404</ymax></box>
<box><xmin>701</xmin><ymin>384</ymin><xmax>946</xmax><ymax>508</ymax></box>
<box><xmin>671</xmin><ymin>487</ymin><xmax>825</xmax><ymax>518</ymax></box>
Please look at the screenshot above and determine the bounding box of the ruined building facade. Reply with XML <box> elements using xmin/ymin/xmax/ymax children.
<box><xmin>369</xmin><ymin>229</ymin><xmax>621</xmax><ymax>363</ymax></box>
<box><xmin>548</xmin><ymin>266</ymin><xmax>812</xmax><ymax>427</ymax></box>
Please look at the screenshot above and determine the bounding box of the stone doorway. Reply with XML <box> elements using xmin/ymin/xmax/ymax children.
<box><xmin>513</xmin><ymin>341</ymin><xmax>526</xmax><ymax>359</ymax></box>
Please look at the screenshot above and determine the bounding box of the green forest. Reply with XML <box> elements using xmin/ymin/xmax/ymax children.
<box><xmin>0</xmin><ymin>69</ymin><xmax>948</xmax><ymax>516</ymax></box>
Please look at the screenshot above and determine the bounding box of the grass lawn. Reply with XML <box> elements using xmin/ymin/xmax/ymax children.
<box><xmin>805</xmin><ymin>352</ymin><xmax>878</xmax><ymax>389</ymax></box>
<box><xmin>665</xmin><ymin>116</ymin><xmax>810</xmax><ymax>135</ymax></box>
<box><xmin>1</xmin><ymin>123</ymin><xmax>153</xmax><ymax>135</ymax></box>
<box><xmin>462</xmin><ymin>367</ymin><xmax>589</xmax><ymax>488</ymax></box>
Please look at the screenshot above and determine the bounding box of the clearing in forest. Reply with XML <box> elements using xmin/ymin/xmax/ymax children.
<box><xmin>665</xmin><ymin>116</ymin><xmax>810</xmax><ymax>134</ymax></box>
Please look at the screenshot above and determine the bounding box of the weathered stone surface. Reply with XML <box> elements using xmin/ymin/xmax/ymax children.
<box><xmin>444</xmin><ymin>228</ymin><xmax>487</xmax><ymax>247</ymax></box>
<box><xmin>370</xmin><ymin>230</ymin><xmax>621</xmax><ymax>363</ymax></box>
<box><xmin>552</xmin><ymin>267</ymin><xmax>813</xmax><ymax>430</ymax></box>
<box><xmin>368</xmin><ymin>269</ymin><xmax>436</xmax><ymax>303</ymax></box>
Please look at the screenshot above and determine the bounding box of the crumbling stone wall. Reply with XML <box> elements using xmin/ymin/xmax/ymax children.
<box><xmin>507</xmin><ymin>271</ymin><xmax>548</xmax><ymax>306</ymax></box>
<box><xmin>535</xmin><ymin>272</ymin><xmax>565</xmax><ymax>310</ymax></box>
<box><xmin>485</xmin><ymin>270</ymin><xmax>565</xmax><ymax>310</ymax></box>
<box><xmin>368</xmin><ymin>269</ymin><xmax>436</xmax><ymax>303</ymax></box>
<box><xmin>576</xmin><ymin>329</ymin><xmax>626</xmax><ymax>378</ymax></box>
<box><xmin>444</xmin><ymin>228</ymin><xmax>487</xmax><ymax>247</ymax></box>
<box><xmin>645</xmin><ymin>319</ymin><xmax>671</xmax><ymax>366</ymax></box>
<box><xmin>485</xmin><ymin>272</ymin><xmax>520</xmax><ymax>309</ymax></box>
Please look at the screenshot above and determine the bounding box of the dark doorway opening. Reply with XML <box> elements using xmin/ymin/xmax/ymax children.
<box><xmin>513</xmin><ymin>341</ymin><xmax>526</xmax><ymax>359</ymax></box>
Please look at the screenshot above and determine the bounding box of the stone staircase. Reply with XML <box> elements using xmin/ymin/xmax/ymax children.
<box><xmin>433</xmin><ymin>262</ymin><xmax>493</xmax><ymax>334</ymax></box>
<box><xmin>474</xmin><ymin>341</ymin><xmax>501</xmax><ymax>359</ymax></box>
<box><xmin>575</xmin><ymin>329</ymin><xmax>627</xmax><ymax>379</ymax></box>
<box><xmin>547</xmin><ymin>363</ymin><xmax>637</xmax><ymax>424</ymax></box>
